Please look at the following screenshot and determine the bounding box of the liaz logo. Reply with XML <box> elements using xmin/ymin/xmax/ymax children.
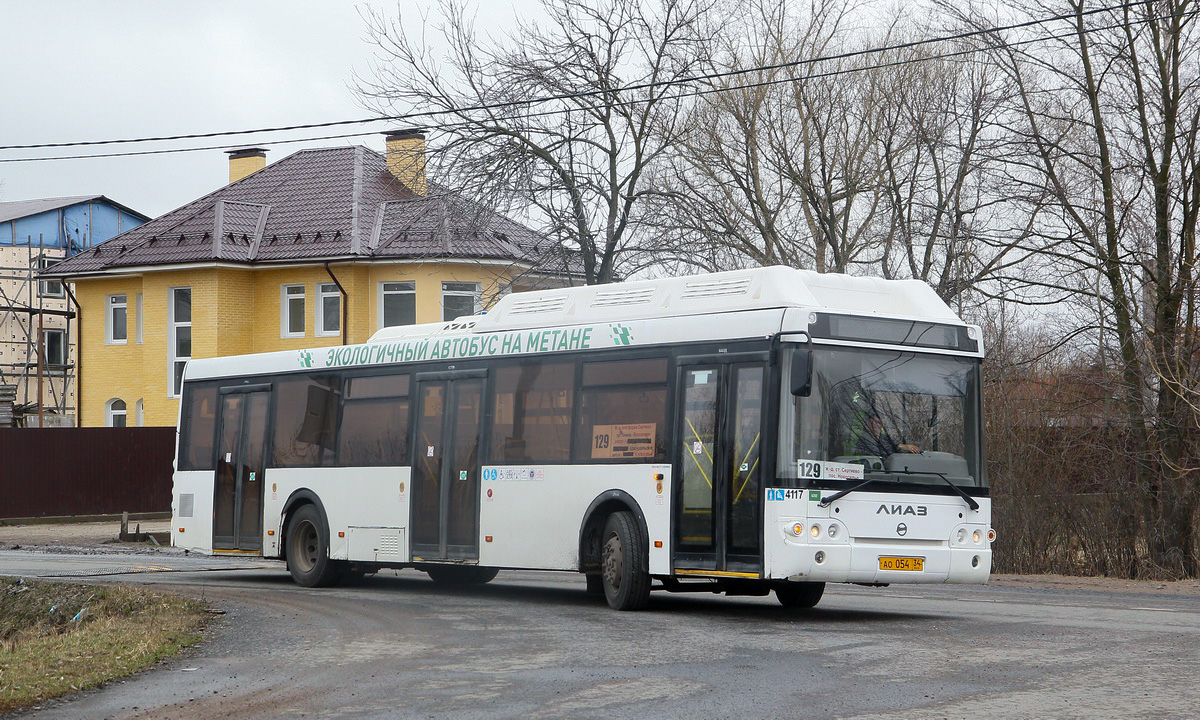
<box><xmin>609</xmin><ymin>324</ymin><xmax>633</xmax><ymax>346</ymax></box>
<box><xmin>877</xmin><ymin>504</ymin><xmax>927</xmax><ymax>516</ymax></box>
<box><xmin>297</xmin><ymin>350</ymin><xmax>314</xmax><ymax>368</ymax></box>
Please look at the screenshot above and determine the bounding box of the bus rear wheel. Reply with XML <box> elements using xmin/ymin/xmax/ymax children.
<box><xmin>425</xmin><ymin>565</ymin><xmax>499</xmax><ymax>584</ymax></box>
<box><xmin>286</xmin><ymin>504</ymin><xmax>340</xmax><ymax>588</ymax></box>
<box><xmin>775</xmin><ymin>581</ymin><xmax>825</xmax><ymax>609</ymax></box>
<box><xmin>601</xmin><ymin>511</ymin><xmax>651</xmax><ymax>610</ymax></box>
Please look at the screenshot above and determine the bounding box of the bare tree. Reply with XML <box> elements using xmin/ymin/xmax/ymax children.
<box><xmin>648</xmin><ymin>0</ymin><xmax>889</xmax><ymax>274</ymax></box>
<box><xmin>951</xmin><ymin>0</ymin><xmax>1200</xmax><ymax>576</ymax></box>
<box><xmin>356</xmin><ymin>0</ymin><xmax>713</xmax><ymax>284</ymax></box>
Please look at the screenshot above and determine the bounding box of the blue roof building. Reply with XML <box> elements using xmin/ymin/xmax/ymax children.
<box><xmin>0</xmin><ymin>195</ymin><xmax>149</xmax><ymax>425</ymax></box>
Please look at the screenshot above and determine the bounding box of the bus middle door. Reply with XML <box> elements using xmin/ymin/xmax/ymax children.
<box><xmin>411</xmin><ymin>370</ymin><xmax>485</xmax><ymax>561</ymax></box>
<box><xmin>674</xmin><ymin>354</ymin><xmax>767</xmax><ymax>577</ymax></box>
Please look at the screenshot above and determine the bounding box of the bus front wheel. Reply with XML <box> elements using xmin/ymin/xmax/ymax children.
<box><xmin>601</xmin><ymin>511</ymin><xmax>651</xmax><ymax>610</ymax></box>
<box><xmin>286</xmin><ymin>504</ymin><xmax>340</xmax><ymax>588</ymax></box>
<box><xmin>775</xmin><ymin>581</ymin><xmax>825</xmax><ymax>609</ymax></box>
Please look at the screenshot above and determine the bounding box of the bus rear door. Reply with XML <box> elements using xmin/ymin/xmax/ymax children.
<box><xmin>212</xmin><ymin>384</ymin><xmax>271</xmax><ymax>552</ymax></box>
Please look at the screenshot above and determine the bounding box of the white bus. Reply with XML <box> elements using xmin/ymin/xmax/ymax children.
<box><xmin>172</xmin><ymin>266</ymin><xmax>992</xmax><ymax>610</ymax></box>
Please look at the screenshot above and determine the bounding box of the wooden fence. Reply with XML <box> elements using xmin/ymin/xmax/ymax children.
<box><xmin>0</xmin><ymin>427</ymin><xmax>175</xmax><ymax>519</ymax></box>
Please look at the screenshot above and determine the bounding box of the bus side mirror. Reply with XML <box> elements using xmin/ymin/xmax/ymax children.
<box><xmin>790</xmin><ymin>350</ymin><xmax>813</xmax><ymax>397</ymax></box>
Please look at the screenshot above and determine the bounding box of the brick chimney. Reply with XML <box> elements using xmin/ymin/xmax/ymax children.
<box><xmin>226</xmin><ymin>148</ymin><xmax>268</xmax><ymax>184</ymax></box>
<box><xmin>384</xmin><ymin>130</ymin><xmax>427</xmax><ymax>195</ymax></box>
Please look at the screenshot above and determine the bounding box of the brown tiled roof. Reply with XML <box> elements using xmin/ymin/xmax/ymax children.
<box><xmin>43</xmin><ymin>146</ymin><xmax>580</xmax><ymax>278</ymax></box>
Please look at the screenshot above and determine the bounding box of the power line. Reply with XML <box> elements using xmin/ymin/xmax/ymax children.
<box><xmin>0</xmin><ymin>0</ymin><xmax>1162</xmax><ymax>155</ymax></box>
<box><xmin>0</xmin><ymin>4</ymin><xmax>1178</xmax><ymax>165</ymax></box>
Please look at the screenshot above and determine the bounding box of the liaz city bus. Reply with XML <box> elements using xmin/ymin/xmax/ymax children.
<box><xmin>171</xmin><ymin>266</ymin><xmax>993</xmax><ymax>610</ymax></box>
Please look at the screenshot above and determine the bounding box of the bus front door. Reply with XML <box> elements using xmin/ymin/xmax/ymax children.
<box><xmin>212</xmin><ymin>386</ymin><xmax>270</xmax><ymax>552</ymax></box>
<box><xmin>411</xmin><ymin>372</ymin><xmax>485</xmax><ymax>561</ymax></box>
<box><xmin>675</xmin><ymin>360</ymin><xmax>766</xmax><ymax>576</ymax></box>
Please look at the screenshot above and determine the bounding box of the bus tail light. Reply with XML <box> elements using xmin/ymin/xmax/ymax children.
<box><xmin>790</xmin><ymin>523</ymin><xmax>804</xmax><ymax>537</ymax></box>
<box><xmin>971</xmin><ymin>530</ymin><xmax>981</xmax><ymax>544</ymax></box>
<box><xmin>810</xmin><ymin>524</ymin><xmax>822</xmax><ymax>539</ymax></box>
<box><xmin>814</xmin><ymin>551</ymin><xmax>826</xmax><ymax>564</ymax></box>
<box><xmin>987</xmin><ymin>528</ymin><xmax>997</xmax><ymax>542</ymax></box>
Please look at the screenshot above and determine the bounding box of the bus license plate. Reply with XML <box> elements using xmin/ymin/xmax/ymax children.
<box><xmin>878</xmin><ymin>556</ymin><xmax>924</xmax><ymax>571</ymax></box>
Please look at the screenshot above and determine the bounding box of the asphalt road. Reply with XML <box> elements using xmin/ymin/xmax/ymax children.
<box><xmin>2</xmin><ymin>549</ymin><xmax>1198</xmax><ymax>720</ymax></box>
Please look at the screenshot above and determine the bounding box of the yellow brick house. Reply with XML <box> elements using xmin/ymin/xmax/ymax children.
<box><xmin>43</xmin><ymin>132</ymin><xmax>580</xmax><ymax>427</ymax></box>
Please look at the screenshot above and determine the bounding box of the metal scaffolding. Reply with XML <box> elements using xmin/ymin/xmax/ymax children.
<box><xmin>0</xmin><ymin>233</ymin><xmax>77</xmax><ymax>427</ymax></box>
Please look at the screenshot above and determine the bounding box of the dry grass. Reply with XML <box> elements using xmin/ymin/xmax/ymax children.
<box><xmin>0</xmin><ymin>577</ymin><xmax>209</xmax><ymax>714</ymax></box>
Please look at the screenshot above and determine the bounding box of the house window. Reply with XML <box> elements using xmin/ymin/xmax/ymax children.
<box><xmin>42</xmin><ymin>328</ymin><xmax>67</xmax><ymax>368</ymax></box>
<box><xmin>442</xmin><ymin>282</ymin><xmax>481</xmax><ymax>321</ymax></box>
<box><xmin>282</xmin><ymin>284</ymin><xmax>306</xmax><ymax>338</ymax></box>
<box><xmin>316</xmin><ymin>282</ymin><xmax>341</xmax><ymax>337</ymax></box>
<box><xmin>380</xmin><ymin>281</ymin><xmax>416</xmax><ymax>328</ymax></box>
<box><xmin>36</xmin><ymin>256</ymin><xmax>64</xmax><ymax>298</ymax></box>
<box><xmin>106</xmin><ymin>294</ymin><xmax>128</xmax><ymax>344</ymax></box>
<box><xmin>106</xmin><ymin>398</ymin><xmax>127</xmax><ymax>428</ymax></box>
<box><xmin>136</xmin><ymin>399</ymin><xmax>144</xmax><ymax>427</ymax></box>
<box><xmin>136</xmin><ymin>293</ymin><xmax>144</xmax><ymax>344</ymax></box>
<box><xmin>169</xmin><ymin>287</ymin><xmax>191</xmax><ymax>398</ymax></box>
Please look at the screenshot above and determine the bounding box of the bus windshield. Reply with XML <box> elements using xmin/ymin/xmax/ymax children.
<box><xmin>779</xmin><ymin>346</ymin><xmax>984</xmax><ymax>488</ymax></box>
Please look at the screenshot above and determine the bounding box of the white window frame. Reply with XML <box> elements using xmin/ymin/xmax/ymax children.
<box><xmin>42</xmin><ymin>328</ymin><xmax>67</xmax><ymax>368</ymax></box>
<box><xmin>36</xmin><ymin>255</ymin><xmax>65</xmax><ymax>298</ymax></box>
<box><xmin>136</xmin><ymin>292</ymin><xmax>144</xmax><ymax>344</ymax></box>
<box><xmin>378</xmin><ymin>281</ymin><xmax>416</xmax><ymax>329</ymax></box>
<box><xmin>441</xmin><ymin>281</ymin><xmax>482</xmax><ymax>322</ymax></box>
<box><xmin>135</xmin><ymin>399</ymin><xmax>144</xmax><ymax>427</ymax></box>
<box><xmin>315</xmin><ymin>282</ymin><xmax>341</xmax><ymax>338</ymax></box>
<box><xmin>281</xmin><ymin>284</ymin><xmax>306</xmax><ymax>338</ymax></box>
<box><xmin>168</xmin><ymin>287</ymin><xmax>191</xmax><ymax>398</ymax></box>
<box><xmin>106</xmin><ymin>398</ymin><xmax>127</xmax><ymax>428</ymax></box>
<box><xmin>106</xmin><ymin>294</ymin><xmax>128</xmax><ymax>344</ymax></box>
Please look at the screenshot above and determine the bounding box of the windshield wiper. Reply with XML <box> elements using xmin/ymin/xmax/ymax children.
<box><xmin>817</xmin><ymin>470</ymin><xmax>981</xmax><ymax>511</ymax></box>
<box><xmin>889</xmin><ymin>468</ymin><xmax>980</xmax><ymax>511</ymax></box>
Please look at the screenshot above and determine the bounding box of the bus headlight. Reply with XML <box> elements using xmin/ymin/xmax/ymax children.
<box><xmin>826</xmin><ymin>524</ymin><xmax>839</xmax><ymax>539</ymax></box>
<box><xmin>814</xmin><ymin>551</ymin><xmax>826</xmax><ymax>564</ymax></box>
<box><xmin>810</xmin><ymin>524</ymin><xmax>822</xmax><ymax>539</ymax></box>
<box><xmin>956</xmin><ymin>528</ymin><xmax>967</xmax><ymax>544</ymax></box>
<box><xmin>972</xmin><ymin>530</ymin><xmax>982</xmax><ymax>544</ymax></box>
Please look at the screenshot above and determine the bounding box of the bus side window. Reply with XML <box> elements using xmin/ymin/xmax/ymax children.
<box><xmin>490</xmin><ymin>360</ymin><xmax>574</xmax><ymax>464</ymax></box>
<box><xmin>574</xmin><ymin>357</ymin><xmax>668</xmax><ymax>463</ymax></box>
<box><xmin>338</xmin><ymin>373</ymin><xmax>410</xmax><ymax>467</ymax></box>
<box><xmin>179</xmin><ymin>382</ymin><xmax>219</xmax><ymax>470</ymax></box>
<box><xmin>272</xmin><ymin>375</ymin><xmax>340</xmax><ymax>467</ymax></box>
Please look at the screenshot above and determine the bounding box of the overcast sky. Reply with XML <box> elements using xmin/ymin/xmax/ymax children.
<box><xmin>0</xmin><ymin>1</ymin><xmax>526</xmax><ymax>218</ymax></box>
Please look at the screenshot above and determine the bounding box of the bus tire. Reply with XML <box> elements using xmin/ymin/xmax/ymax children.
<box><xmin>425</xmin><ymin>565</ymin><xmax>499</xmax><ymax>584</ymax></box>
<box><xmin>601</xmin><ymin>511</ymin><xmax>651</xmax><ymax>610</ymax></box>
<box><xmin>285</xmin><ymin>504</ymin><xmax>340</xmax><ymax>588</ymax></box>
<box><xmin>775</xmin><ymin>581</ymin><xmax>825</xmax><ymax>609</ymax></box>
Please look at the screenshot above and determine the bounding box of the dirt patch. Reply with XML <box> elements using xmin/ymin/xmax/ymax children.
<box><xmin>0</xmin><ymin>520</ymin><xmax>171</xmax><ymax>550</ymax></box>
<box><xmin>990</xmin><ymin>573</ymin><xmax>1200</xmax><ymax>596</ymax></box>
